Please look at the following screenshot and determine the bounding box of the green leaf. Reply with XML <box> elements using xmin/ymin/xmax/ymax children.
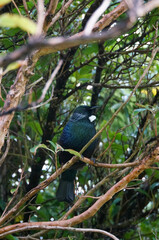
<box><xmin>47</xmin><ymin>140</ymin><xmax>57</xmax><ymax>149</ymax></box>
<box><xmin>150</xmin><ymin>182</ymin><xmax>159</xmax><ymax>190</ymax></box>
<box><xmin>27</xmin><ymin>121</ymin><xmax>43</xmax><ymax>135</ymax></box>
<box><xmin>155</xmin><ymin>111</ymin><xmax>159</xmax><ymax>119</ymax></box>
<box><xmin>0</xmin><ymin>13</ymin><xmax>37</xmax><ymax>34</ymax></box>
<box><xmin>30</xmin><ymin>143</ymin><xmax>55</xmax><ymax>155</ymax></box>
<box><xmin>0</xmin><ymin>0</ymin><xmax>11</xmax><ymax>7</ymax></box>
<box><xmin>4</xmin><ymin>61</ymin><xmax>23</xmax><ymax>74</ymax></box>
<box><xmin>65</xmin><ymin>149</ymin><xmax>81</xmax><ymax>158</ymax></box>
<box><xmin>0</xmin><ymin>199</ymin><xmax>5</xmax><ymax>211</ymax></box>
<box><xmin>5</xmin><ymin>235</ymin><xmax>19</xmax><ymax>240</ymax></box>
<box><xmin>134</xmin><ymin>108</ymin><xmax>147</xmax><ymax>113</ymax></box>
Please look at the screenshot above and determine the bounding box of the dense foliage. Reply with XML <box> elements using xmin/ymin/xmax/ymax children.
<box><xmin>0</xmin><ymin>0</ymin><xmax>159</xmax><ymax>239</ymax></box>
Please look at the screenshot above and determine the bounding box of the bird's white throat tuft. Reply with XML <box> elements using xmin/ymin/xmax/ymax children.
<box><xmin>89</xmin><ymin>115</ymin><xmax>96</xmax><ymax>122</ymax></box>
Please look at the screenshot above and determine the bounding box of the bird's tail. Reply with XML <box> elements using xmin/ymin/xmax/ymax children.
<box><xmin>56</xmin><ymin>169</ymin><xmax>77</xmax><ymax>203</ymax></box>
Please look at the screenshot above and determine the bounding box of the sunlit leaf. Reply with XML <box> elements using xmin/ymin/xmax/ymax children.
<box><xmin>141</xmin><ymin>89</ymin><xmax>148</xmax><ymax>95</ymax></box>
<box><xmin>152</xmin><ymin>88</ymin><xmax>157</xmax><ymax>96</ymax></box>
<box><xmin>56</xmin><ymin>145</ymin><xmax>81</xmax><ymax>158</ymax></box>
<box><xmin>47</xmin><ymin>140</ymin><xmax>57</xmax><ymax>149</ymax></box>
<box><xmin>14</xmin><ymin>213</ymin><xmax>24</xmax><ymax>223</ymax></box>
<box><xmin>0</xmin><ymin>0</ymin><xmax>11</xmax><ymax>7</ymax></box>
<box><xmin>134</xmin><ymin>108</ymin><xmax>147</xmax><ymax>113</ymax></box>
<box><xmin>3</xmin><ymin>61</ymin><xmax>25</xmax><ymax>74</ymax></box>
<box><xmin>30</xmin><ymin>144</ymin><xmax>55</xmax><ymax>155</ymax></box>
<box><xmin>0</xmin><ymin>13</ymin><xmax>36</xmax><ymax>34</ymax></box>
<box><xmin>64</xmin><ymin>149</ymin><xmax>81</xmax><ymax>158</ymax></box>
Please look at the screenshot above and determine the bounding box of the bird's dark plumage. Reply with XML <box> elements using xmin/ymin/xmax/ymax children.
<box><xmin>56</xmin><ymin>105</ymin><xmax>97</xmax><ymax>203</ymax></box>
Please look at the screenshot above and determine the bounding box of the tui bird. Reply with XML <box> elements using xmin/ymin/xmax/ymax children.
<box><xmin>56</xmin><ymin>105</ymin><xmax>98</xmax><ymax>203</ymax></box>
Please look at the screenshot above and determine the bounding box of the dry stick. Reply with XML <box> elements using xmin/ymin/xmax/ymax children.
<box><xmin>20</xmin><ymin>227</ymin><xmax>119</xmax><ymax>240</ymax></box>
<box><xmin>73</xmin><ymin>0</ymin><xmax>128</xmax><ymax>37</ymax></box>
<box><xmin>84</xmin><ymin>0</ymin><xmax>111</xmax><ymax>35</ymax></box>
<box><xmin>28</xmin><ymin>59</ymin><xmax>63</xmax><ymax>110</ymax></box>
<box><xmin>36</xmin><ymin>60</ymin><xmax>63</xmax><ymax>104</ymax></box>
<box><xmin>22</xmin><ymin>0</ymin><xmax>30</xmax><ymax>18</ymax></box>
<box><xmin>26</xmin><ymin>77</ymin><xmax>43</xmax><ymax>90</ymax></box>
<box><xmin>0</xmin><ymin>146</ymin><xmax>159</xmax><ymax>238</ymax></box>
<box><xmin>30</xmin><ymin>226</ymin><xmax>119</xmax><ymax>240</ymax></box>
<box><xmin>28</xmin><ymin>87</ymin><xmax>55</xmax><ymax>110</ymax></box>
<box><xmin>46</xmin><ymin>0</ymin><xmax>59</xmax><ymax>15</ymax></box>
<box><xmin>46</xmin><ymin>0</ymin><xmax>74</xmax><ymax>31</ymax></box>
<box><xmin>91</xmin><ymin>81</ymin><xmax>159</xmax><ymax>89</ymax></box>
<box><xmin>0</xmin><ymin>62</ymin><xmax>29</xmax><ymax>152</ymax></box>
<box><xmin>11</xmin><ymin>0</ymin><xmax>22</xmax><ymax>16</ymax></box>
<box><xmin>0</xmin><ymin>68</ymin><xmax>4</xmax><ymax>101</ymax></box>
<box><xmin>81</xmin><ymin>156</ymin><xmax>139</xmax><ymax>168</ymax></box>
<box><xmin>0</xmin><ymin>132</ymin><xmax>10</xmax><ymax>167</ymax></box>
<box><xmin>42</xmin><ymin>226</ymin><xmax>120</xmax><ymax>240</ymax></box>
<box><xmin>36</xmin><ymin>0</ymin><xmax>45</xmax><ymax>36</ymax></box>
<box><xmin>2</xmin><ymin>227</ymin><xmax>119</xmax><ymax>240</ymax></box>
<box><xmin>137</xmin><ymin>0</ymin><xmax>159</xmax><ymax>17</ymax></box>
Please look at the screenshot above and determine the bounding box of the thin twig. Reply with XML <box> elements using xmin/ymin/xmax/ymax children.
<box><xmin>81</xmin><ymin>157</ymin><xmax>139</xmax><ymax>168</ymax></box>
<box><xmin>0</xmin><ymin>132</ymin><xmax>10</xmax><ymax>167</ymax></box>
<box><xmin>79</xmin><ymin>47</ymin><xmax>159</xmax><ymax>156</ymax></box>
<box><xmin>36</xmin><ymin>59</ymin><xmax>63</xmax><ymax>104</ymax></box>
<box><xmin>26</xmin><ymin>77</ymin><xmax>43</xmax><ymax>90</ymax></box>
<box><xmin>46</xmin><ymin>0</ymin><xmax>74</xmax><ymax>31</ymax></box>
<box><xmin>137</xmin><ymin>0</ymin><xmax>159</xmax><ymax>17</ymax></box>
<box><xmin>36</xmin><ymin>0</ymin><xmax>45</xmax><ymax>35</ymax></box>
<box><xmin>0</xmin><ymin>68</ymin><xmax>4</xmax><ymax>101</ymax></box>
<box><xmin>28</xmin><ymin>86</ymin><xmax>55</xmax><ymax>110</ymax></box>
<box><xmin>84</xmin><ymin>0</ymin><xmax>111</xmax><ymax>35</ymax></box>
<box><xmin>0</xmin><ymin>156</ymin><xmax>79</xmax><ymax>226</ymax></box>
<box><xmin>22</xmin><ymin>0</ymin><xmax>30</xmax><ymax>17</ymax></box>
<box><xmin>0</xmin><ymin>60</ymin><xmax>63</xmax><ymax>115</ymax></box>
<box><xmin>1</xmin><ymin>169</ymin><xmax>24</xmax><ymax>217</ymax></box>
<box><xmin>1</xmin><ymin>145</ymin><xmax>159</xmax><ymax>237</ymax></box>
<box><xmin>46</xmin><ymin>0</ymin><xmax>59</xmax><ymax>15</ymax></box>
<box><xmin>11</xmin><ymin>0</ymin><xmax>22</xmax><ymax>16</ymax></box>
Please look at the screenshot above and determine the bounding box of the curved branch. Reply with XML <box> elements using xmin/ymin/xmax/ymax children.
<box><xmin>0</xmin><ymin>145</ymin><xmax>159</xmax><ymax>238</ymax></box>
<box><xmin>82</xmin><ymin>156</ymin><xmax>139</xmax><ymax>168</ymax></box>
<box><xmin>0</xmin><ymin>0</ymin><xmax>129</xmax><ymax>68</ymax></box>
<box><xmin>84</xmin><ymin>0</ymin><xmax>111</xmax><ymax>35</ymax></box>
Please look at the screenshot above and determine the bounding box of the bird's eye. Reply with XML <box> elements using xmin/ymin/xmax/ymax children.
<box><xmin>89</xmin><ymin>115</ymin><xmax>96</xmax><ymax>122</ymax></box>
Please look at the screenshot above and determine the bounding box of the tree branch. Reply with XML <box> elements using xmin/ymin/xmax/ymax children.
<box><xmin>0</xmin><ymin>144</ymin><xmax>159</xmax><ymax>237</ymax></box>
<box><xmin>0</xmin><ymin>63</ymin><xmax>28</xmax><ymax>152</ymax></box>
<box><xmin>0</xmin><ymin>19</ymin><xmax>133</xmax><ymax>68</ymax></box>
<box><xmin>84</xmin><ymin>0</ymin><xmax>111</xmax><ymax>35</ymax></box>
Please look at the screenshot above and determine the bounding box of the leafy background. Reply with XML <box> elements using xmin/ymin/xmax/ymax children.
<box><xmin>0</xmin><ymin>0</ymin><xmax>159</xmax><ymax>239</ymax></box>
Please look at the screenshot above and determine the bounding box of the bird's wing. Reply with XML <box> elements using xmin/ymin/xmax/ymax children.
<box><xmin>70</xmin><ymin>113</ymin><xmax>86</xmax><ymax>122</ymax></box>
